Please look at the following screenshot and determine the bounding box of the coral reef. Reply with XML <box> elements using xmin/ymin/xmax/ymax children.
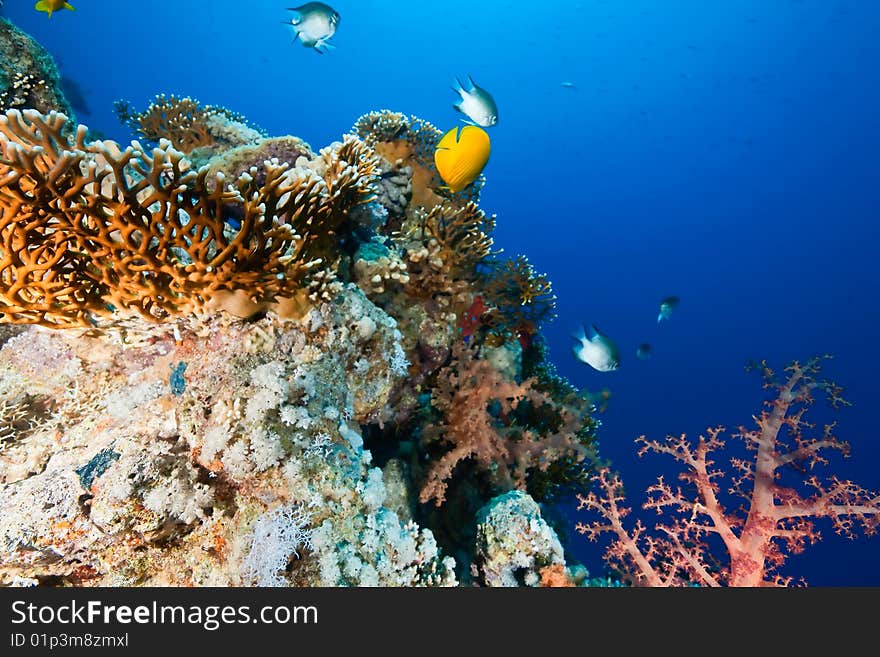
<box><xmin>0</xmin><ymin>110</ymin><xmax>378</xmax><ymax>327</ymax></box>
<box><xmin>204</xmin><ymin>135</ymin><xmax>315</xmax><ymax>192</ymax></box>
<box><xmin>0</xmin><ymin>90</ymin><xmax>599</xmax><ymax>585</ymax></box>
<box><xmin>575</xmin><ymin>357</ymin><xmax>880</xmax><ymax>586</ymax></box>
<box><xmin>353</xmin><ymin>109</ymin><xmax>483</xmax><ymax>210</ymax></box>
<box><xmin>0</xmin><ymin>286</ymin><xmax>454</xmax><ymax>586</ymax></box>
<box><xmin>418</xmin><ymin>343</ymin><xmax>594</xmax><ymax>507</ymax></box>
<box><xmin>473</xmin><ymin>490</ymin><xmax>566</xmax><ymax>586</ymax></box>
<box><xmin>481</xmin><ymin>255</ymin><xmax>557</xmax><ymax>348</ymax></box>
<box><xmin>0</xmin><ymin>18</ymin><xmax>73</xmax><ymax>119</ymax></box>
<box><xmin>115</xmin><ymin>94</ymin><xmax>265</xmax><ymax>159</ymax></box>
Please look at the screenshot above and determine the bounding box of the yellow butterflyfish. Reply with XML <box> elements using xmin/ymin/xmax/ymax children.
<box><xmin>433</xmin><ymin>125</ymin><xmax>491</xmax><ymax>193</ymax></box>
<box><xmin>34</xmin><ymin>0</ymin><xmax>75</xmax><ymax>18</ymax></box>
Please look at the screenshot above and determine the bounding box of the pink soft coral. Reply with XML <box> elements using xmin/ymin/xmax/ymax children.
<box><xmin>576</xmin><ymin>356</ymin><xmax>880</xmax><ymax>586</ymax></box>
<box><xmin>419</xmin><ymin>344</ymin><xmax>590</xmax><ymax>506</ymax></box>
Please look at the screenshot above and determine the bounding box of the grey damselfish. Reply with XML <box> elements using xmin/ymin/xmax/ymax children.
<box><xmin>658</xmin><ymin>295</ymin><xmax>680</xmax><ymax>323</ymax></box>
<box><xmin>287</xmin><ymin>3</ymin><xmax>340</xmax><ymax>54</ymax></box>
<box><xmin>451</xmin><ymin>75</ymin><xmax>499</xmax><ymax>127</ymax></box>
<box><xmin>572</xmin><ymin>324</ymin><xmax>621</xmax><ymax>372</ymax></box>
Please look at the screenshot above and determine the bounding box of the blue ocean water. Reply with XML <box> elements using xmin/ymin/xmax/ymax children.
<box><xmin>6</xmin><ymin>0</ymin><xmax>877</xmax><ymax>585</ymax></box>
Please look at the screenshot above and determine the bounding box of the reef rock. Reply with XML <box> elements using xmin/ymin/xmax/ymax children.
<box><xmin>473</xmin><ymin>490</ymin><xmax>566</xmax><ymax>587</ymax></box>
<box><xmin>0</xmin><ymin>18</ymin><xmax>73</xmax><ymax>118</ymax></box>
<box><xmin>0</xmin><ymin>285</ymin><xmax>456</xmax><ymax>586</ymax></box>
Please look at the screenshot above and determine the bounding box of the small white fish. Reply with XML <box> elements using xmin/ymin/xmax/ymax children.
<box><xmin>561</xmin><ymin>81</ymin><xmax>577</xmax><ymax>89</ymax></box>
<box><xmin>451</xmin><ymin>75</ymin><xmax>498</xmax><ymax>127</ymax></box>
<box><xmin>572</xmin><ymin>324</ymin><xmax>621</xmax><ymax>372</ymax></box>
<box><xmin>287</xmin><ymin>3</ymin><xmax>340</xmax><ymax>54</ymax></box>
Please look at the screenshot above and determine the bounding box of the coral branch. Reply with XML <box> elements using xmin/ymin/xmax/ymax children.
<box><xmin>0</xmin><ymin>110</ymin><xmax>377</xmax><ymax>327</ymax></box>
<box><xmin>576</xmin><ymin>357</ymin><xmax>879</xmax><ymax>586</ymax></box>
<box><xmin>419</xmin><ymin>344</ymin><xmax>592</xmax><ymax>506</ymax></box>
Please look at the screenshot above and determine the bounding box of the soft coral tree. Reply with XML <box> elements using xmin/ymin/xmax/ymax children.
<box><xmin>576</xmin><ymin>356</ymin><xmax>880</xmax><ymax>586</ymax></box>
<box><xmin>419</xmin><ymin>344</ymin><xmax>593</xmax><ymax>506</ymax></box>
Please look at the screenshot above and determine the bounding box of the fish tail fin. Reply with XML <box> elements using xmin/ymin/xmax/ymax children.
<box><xmin>453</xmin><ymin>101</ymin><xmax>463</xmax><ymax>113</ymax></box>
<box><xmin>64</xmin><ymin>2</ymin><xmax>75</xmax><ymax>9</ymax></box>
<box><xmin>313</xmin><ymin>39</ymin><xmax>335</xmax><ymax>54</ymax></box>
<box><xmin>572</xmin><ymin>345</ymin><xmax>582</xmax><ymax>360</ymax></box>
<box><xmin>466</xmin><ymin>74</ymin><xmax>476</xmax><ymax>90</ymax></box>
<box><xmin>587</xmin><ymin>324</ymin><xmax>601</xmax><ymax>340</ymax></box>
<box><xmin>571</xmin><ymin>325</ymin><xmax>587</xmax><ymax>342</ymax></box>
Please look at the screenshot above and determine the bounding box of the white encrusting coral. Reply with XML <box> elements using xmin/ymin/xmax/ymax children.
<box><xmin>0</xmin><ymin>286</ymin><xmax>454</xmax><ymax>586</ymax></box>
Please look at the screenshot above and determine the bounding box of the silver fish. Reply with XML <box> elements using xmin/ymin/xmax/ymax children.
<box><xmin>572</xmin><ymin>324</ymin><xmax>621</xmax><ymax>372</ymax></box>
<box><xmin>287</xmin><ymin>3</ymin><xmax>340</xmax><ymax>54</ymax></box>
<box><xmin>657</xmin><ymin>295</ymin><xmax>680</xmax><ymax>323</ymax></box>
<box><xmin>452</xmin><ymin>75</ymin><xmax>498</xmax><ymax>127</ymax></box>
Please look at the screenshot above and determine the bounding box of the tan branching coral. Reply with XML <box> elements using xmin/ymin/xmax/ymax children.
<box><xmin>0</xmin><ymin>109</ymin><xmax>376</xmax><ymax>327</ymax></box>
<box><xmin>419</xmin><ymin>345</ymin><xmax>592</xmax><ymax>506</ymax></box>
<box><xmin>297</xmin><ymin>136</ymin><xmax>381</xmax><ymax>267</ymax></box>
<box><xmin>353</xmin><ymin>110</ymin><xmax>441</xmax><ymax>168</ymax></box>
<box><xmin>482</xmin><ymin>255</ymin><xmax>557</xmax><ymax>345</ymax></box>
<box><xmin>115</xmin><ymin>94</ymin><xmax>264</xmax><ymax>155</ymax></box>
<box><xmin>352</xmin><ymin>110</ymin><xmax>448</xmax><ymax>210</ymax></box>
<box><xmin>395</xmin><ymin>201</ymin><xmax>497</xmax><ymax>302</ymax></box>
<box><xmin>0</xmin><ymin>72</ymin><xmax>49</xmax><ymax>112</ymax></box>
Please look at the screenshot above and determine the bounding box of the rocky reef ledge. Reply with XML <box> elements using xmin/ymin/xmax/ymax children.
<box><xmin>1</xmin><ymin>287</ymin><xmax>464</xmax><ymax>586</ymax></box>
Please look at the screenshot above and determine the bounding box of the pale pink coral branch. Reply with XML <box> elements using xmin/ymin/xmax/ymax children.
<box><xmin>576</xmin><ymin>356</ymin><xmax>880</xmax><ymax>586</ymax></box>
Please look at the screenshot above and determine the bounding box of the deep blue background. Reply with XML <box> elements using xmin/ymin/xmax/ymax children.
<box><xmin>6</xmin><ymin>1</ymin><xmax>878</xmax><ymax>585</ymax></box>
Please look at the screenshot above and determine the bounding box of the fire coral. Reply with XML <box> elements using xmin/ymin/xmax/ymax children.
<box><xmin>575</xmin><ymin>356</ymin><xmax>880</xmax><ymax>586</ymax></box>
<box><xmin>0</xmin><ymin>109</ymin><xmax>377</xmax><ymax>327</ymax></box>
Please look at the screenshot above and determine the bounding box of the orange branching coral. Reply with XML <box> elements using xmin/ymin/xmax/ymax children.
<box><xmin>419</xmin><ymin>344</ymin><xmax>592</xmax><ymax>506</ymax></box>
<box><xmin>0</xmin><ymin>109</ymin><xmax>372</xmax><ymax>327</ymax></box>
<box><xmin>575</xmin><ymin>356</ymin><xmax>880</xmax><ymax>587</ymax></box>
<box><xmin>115</xmin><ymin>94</ymin><xmax>264</xmax><ymax>155</ymax></box>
